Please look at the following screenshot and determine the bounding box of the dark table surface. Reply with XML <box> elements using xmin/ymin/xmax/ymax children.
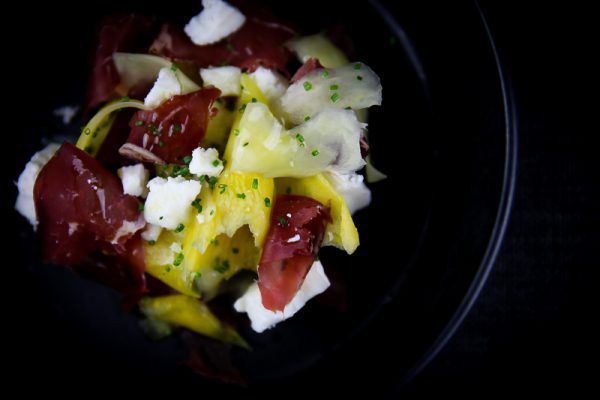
<box><xmin>404</xmin><ymin>2</ymin><xmax>595</xmax><ymax>395</ymax></box>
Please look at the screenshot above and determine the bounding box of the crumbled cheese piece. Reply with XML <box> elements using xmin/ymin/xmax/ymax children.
<box><xmin>324</xmin><ymin>172</ymin><xmax>371</xmax><ymax>215</ymax></box>
<box><xmin>184</xmin><ymin>0</ymin><xmax>246</xmax><ymax>46</ymax></box>
<box><xmin>200</xmin><ymin>66</ymin><xmax>241</xmax><ymax>96</ymax></box>
<box><xmin>144</xmin><ymin>177</ymin><xmax>201</xmax><ymax>229</ymax></box>
<box><xmin>53</xmin><ymin>105</ymin><xmax>79</xmax><ymax>125</ymax></box>
<box><xmin>189</xmin><ymin>147</ymin><xmax>224</xmax><ymax>177</ymax></box>
<box><xmin>170</xmin><ymin>242</ymin><xmax>182</xmax><ymax>253</ymax></box>
<box><xmin>15</xmin><ymin>143</ymin><xmax>60</xmax><ymax>228</ymax></box>
<box><xmin>118</xmin><ymin>164</ymin><xmax>149</xmax><ymax>197</ymax></box>
<box><xmin>142</xmin><ymin>223</ymin><xmax>162</xmax><ymax>242</ymax></box>
<box><xmin>144</xmin><ymin>67</ymin><xmax>181</xmax><ymax>108</ymax></box>
<box><xmin>234</xmin><ymin>260</ymin><xmax>330</xmax><ymax>333</ymax></box>
<box><xmin>249</xmin><ymin>67</ymin><xmax>288</xmax><ymax>103</ymax></box>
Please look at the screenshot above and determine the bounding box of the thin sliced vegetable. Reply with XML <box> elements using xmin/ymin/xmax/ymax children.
<box><xmin>278</xmin><ymin>62</ymin><xmax>382</xmax><ymax>126</ymax></box>
<box><xmin>286</xmin><ymin>33</ymin><xmax>348</xmax><ymax>68</ymax></box>
<box><xmin>140</xmin><ymin>294</ymin><xmax>249</xmax><ymax>348</ymax></box>
<box><xmin>231</xmin><ymin>102</ymin><xmax>365</xmax><ymax>177</ymax></box>
<box><xmin>276</xmin><ymin>174</ymin><xmax>359</xmax><ymax>254</ymax></box>
<box><xmin>113</xmin><ymin>52</ymin><xmax>200</xmax><ymax>94</ymax></box>
<box><xmin>76</xmin><ymin>98</ymin><xmax>148</xmax><ymax>157</ymax></box>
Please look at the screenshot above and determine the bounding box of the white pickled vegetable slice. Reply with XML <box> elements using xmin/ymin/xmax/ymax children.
<box><xmin>278</xmin><ymin>62</ymin><xmax>382</xmax><ymax>126</ymax></box>
<box><xmin>230</xmin><ymin>103</ymin><xmax>365</xmax><ymax>177</ymax></box>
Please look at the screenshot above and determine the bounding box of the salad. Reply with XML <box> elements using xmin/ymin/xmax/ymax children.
<box><xmin>15</xmin><ymin>0</ymin><xmax>383</xmax><ymax>373</ymax></box>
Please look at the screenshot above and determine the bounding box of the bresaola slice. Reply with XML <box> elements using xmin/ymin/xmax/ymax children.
<box><xmin>85</xmin><ymin>14</ymin><xmax>156</xmax><ymax>114</ymax></box>
<box><xmin>34</xmin><ymin>142</ymin><xmax>145</xmax><ymax>266</ymax></box>
<box><xmin>150</xmin><ymin>15</ymin><xmax>294</xmax><ymax>74</ymax></box>
<box><xmin>258</xmin><ymin>195</ymin><xmax>331</xmax><ymax>311</ymax></box>
<box><xmin>290</xmin><ymin>58</ymin><xmax>323</xmax><ymax>83</ymax></box>
<box><xmin>121</xmin><ymin>87</ymin><xmax>220</xmax><ymax>164</ymax></box>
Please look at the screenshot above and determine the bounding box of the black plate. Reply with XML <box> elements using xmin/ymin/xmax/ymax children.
<box><xmin>6</xmin><ymin>0</ymin><xmax>515</xmax><ymax>395</ymax></box>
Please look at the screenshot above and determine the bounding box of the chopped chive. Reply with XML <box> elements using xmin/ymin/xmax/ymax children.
<box><xmin>212</xmin><ymin>159</ymin><xmax>220</xmax><ymax>167</ymax></box>
<box><xmin>353</xmin><ymin>62</ymin><xmax>362</xmax><ymax>70</ymax></box>
<box><xmin>321</xmin><ymin>69</ymin><xmax>329</xmax><ymax>77</ymax></box>
<box><xmin>295</xmin><ymin>133</ymin><xmax>305</xmax><ymax>147</ymax></box>
<box><xmin>232</xmin><ymin>248</ymin><xmax>240</xmax><ymax>254</ymax></box>
<box><xmin>251</xmin><ymin>97</ymin><xmax>257</xmax><ymax>103</ymax></box>
<box><xmin>159</xmin><ymin>216</ymin><xmax>164</xmax><ymax>220</ymax></box>
<box><xmin>329</xmin><ymin>84</ymin><xmax>339</xmax><ymax>90</ymax></box>
<box><xmin>264</xmin><ymin>197</ymin><xmax>271</xmax><ymax>208</ymax></box>
<box><xmin>210</xmin><ymin>238</ymin><xmax>220</xmax><ymax>246</ymax></box>
<box><xmin>210</xmin><ymin>209</ymin><xmax>215</xmax><ymax>216</ymax></box>
<box><xmin>208</xmin><ymin>176</ymin><xmax>218</xmax><ymax>189</ymax></box>
<box><xmin>84</xmin><ymin>146</ymin><xmax>93</xmax><ymax>154</ymax></box>
<box><xmin>173</xmin><ymin>253</ymin><xmax>184</xmax><ymax>266</ymax></box>
<box><xmin>233</xmin><ymin>128</ymin><xmax>240</xmax><ymax>136</ymax></box>
<box><xmin>120</xmin><ymin>96</ymin><xmax>130</xmax><ymax>102</ymax></box>
<box><xmin>148</xmin><ymin>240</ymin><xmax>156</xmax><ymax>246</ymax></box>
<box><xmin>239</xmin><ymin>103</ymin><xmax>247</xmax><ymax>113</ymax></box>
<box><xmin>165</xmin><ymin>266</ymin><xmax>171</xmax><ymax>272</ymax></box>
<box><xmin>199</xmin><ymin>175</ymin><xmax>207</xmax><ymax>183</ymax></box>
<box><xmin>330</xmin><ymin>93</ymin><xmax>340</xmax><ymax>103</ymax></box>
<box><xmin>252</xmin><ymin>178</ymin><xmax>258</xmax><ymax>189</ymax></box>
<box><xmin>191</xmin><ymin>198</ymin><xmax>202</xmax><ymax>213</ymax></box>
<box><xmin>158</xmin><ymin>140</ymin><xmax>165</xmax><ymax>147</ymax></box>
<box><xmin>303</xmin><ymin>81</ymin><xmax>313</xmax><ymax>91</ymax></box>
<box><xmin>174</xmin><ymin>223</ymin><xmax>185</xmax><ymax>233</ymax></box>
<box><xmin>175</xmin><ymin>167</ymin><xmax>189</xmax><ymax>177</ymax></box>
<box><xmin>286</xmin><ymin>186</ymin><xmax>292</xmax><ymax>194</ymax></box>
<box><xmin>138</xmin><ymin>203</ymin><xmax>145</xmax><ymax>211</ymax></box>
<box><xmin>182</xmin><ymin>155</ymin><xmax>193</xmax><ymax>164</ymax></box>
<box><xmin>135</xmin><ymin>120</ymin><xmax>144</xmax><ymax>126</ymax></box>
<box><xmin>170</xmin><ymin>63</ymin><xmax>179</xmax><ymax>71</ymax></box>
<box><xmin>193</xmin><ymin>271</ymin><xmax>202</xmax><ymax>281</ymax></box>
<box><xmin>243</xmin><ymin>142</ymin><xmax>249</xmax><ymax>147</ymax></box>
<box><xmin>304</xmin><ymin>116</ymin><xmax>311</xmax><ymax>122</ymax></box>
<box><xmin>356</xmin><ymin>75</ymin><xmax>363</xmax><ymax>81</ymax></box>
<box><xmin>277</xmin><ymin>217</ymin><xmax>289</xmax><ymax>226</ymax></box>
<box><xmin>218</xmin><ymin>183</ymin><xmax>228</xmax><ymax>194</ymax></box>
<box><xmin>312</xmin><ymin>149</ymin><xmax>320</xmax><ymax>156</ymax></box>
<box><xmin>213</xmin><ymin>258</ymin><xmax>230</xmax><ymax>274</ymax></box>
<box><xmin>344</xmin><ymin>106</ymin><xmax>352</xmax><ymax>110</ymax></box>
<box><xmin>173</xmin><ymin>123</ymin><xmax>182</xmax><ymax>132</ymax></box>
<box><xmin>236</xmin><ymin>193</ymin><xmax>246</xmax><ymax>199</ymax></box>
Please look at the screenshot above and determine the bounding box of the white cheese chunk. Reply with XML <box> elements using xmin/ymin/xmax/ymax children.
<box><xmin>324</xmin><ymin>172</ymin><xmax>371</xmax><ymax>214</ymax></box>
<box><xmin>170</xmin><ymin>242</ymin><xmax>182</xmax><ymax>253</ymax></box>
<box><xmin>15</xmin><ymin>143</ymin><xmax>60</xmax><ymax>228</ymax></box>
<box><xmin>234</xmin><ymin>260</ymin><xmax>330</xmax><ymax>333</ymax></box>
<box><xmin>118</xmin><ymin>164</ymin><xmax>149</xmax><ymax>197</ymax></box>
<box><xmin>249</xmin><ymin>67</ymin><xmax>288</xmax><ymax>103</ymax></box>
<box><xmin>184</xmin><ymin>0</ymin><xmax>246</xmax><ymax>46</ymax></box>
<box><xmin>144</xmin><ymin>177</ymin><xmax>201</xmax><ymax>230</ymax></box>
<box><xmin>189</xmin><ymin>147</ymin><xmax>224</xmax><ymax>177</ymax></box>
<box><xmin>144</xmin><ymin>67</ymin><xmax>181</xmax><ymax>108</ymax></box>
<box><xmin>200</xmin><ymin>66</ymin><xmax>241</xmax><ymax>96</ymax></box>
<box><xmin>53</xmin><ymin>105</ymin><xmax>79</xmax><ymax>125</ymax></box>
<box><xmin>141</xmin><ymin>223</ymin><xmax>162</xmax><ymax>242</ymax></box>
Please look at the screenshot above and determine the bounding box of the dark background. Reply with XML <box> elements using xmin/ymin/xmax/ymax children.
<box><xmin>3</xmin><ymin>1</ymin><xmax>594</xmax><ymax>396</ymax></box>
<box><xmin>406</xmin><ymin>2</ymin><xmax>596</xmax><ymax>396</ymax></box>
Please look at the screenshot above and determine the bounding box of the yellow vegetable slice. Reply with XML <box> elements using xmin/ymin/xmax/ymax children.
<box><xmin>201</xmin><ymin>99</ymin><xmax>234</xmax><ymax>152</ymax></box>
<box><xmin>140</xmin><ymin>294</ymin><xmax>249</xmax><ymax>348</ymax></box>
<box><xmin>286</xmin><ymin>33</ymin><xmax>349</xmax><ymax>68</ymax></box>
<box><xmin>75</xmin><ymin>99</ymin><xmax>148</xmax><ymax>156</ymax></box>
<box><xmin>276</xmin><ymin>174</ymin><xmax>359</xmax><ymax>254</ymax></box>
<box><xmin>145</xmin><ymin>75</ymin><xmax>274</xmax><ymax>297</ymax></box>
